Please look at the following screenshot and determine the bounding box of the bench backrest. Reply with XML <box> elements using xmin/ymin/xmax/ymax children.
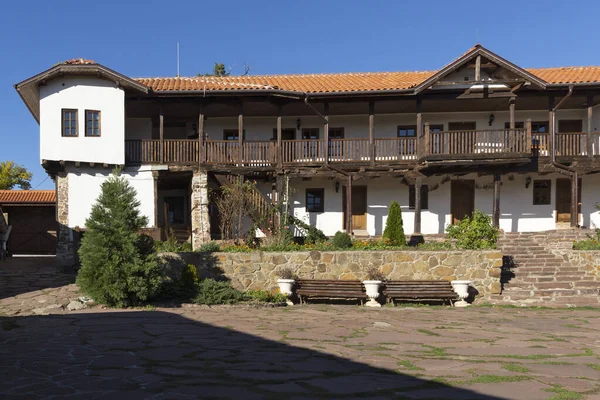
<box><xmin>296</xmin><ymin>280</ymin><xmax>364</xmax><ymax>289</ymax></box>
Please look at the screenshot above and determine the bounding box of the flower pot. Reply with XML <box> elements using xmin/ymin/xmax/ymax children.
<box><xmin>277</xmin><ymin>279</ymin><xmax>295</xmax><ymax>305</ymax></box>
<box><xmin>451</xmin><ymin>280</ymin><xmax>472</xmax><ymax>307</ymax></box>
<box><xmin>362</xmin><ymin>280</ymin><xmax>382</xmax><ymax>307</ymax></box>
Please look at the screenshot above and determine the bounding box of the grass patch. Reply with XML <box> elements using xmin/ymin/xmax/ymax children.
<box><xmin>397</xmin><ymin>360</ymin><xmax>424</xmax><ymax>371</ymax></box>
<box><xmin>421</xmin><ymin>344</ymin><xmax>448</xmax><ymax>357</ymax></box>
<box><xmin>537</xmin><ymin>361</ymin><xmax>575</xmax><ymax>365</ymax></box>
<box><xmin>544</xmin><ymin>384</ymin><xmax>583</xmax><ymax>400</ymax></box>
<box><xmin>585</xmin><ymin>363</ymin><xmax>600</xmax><ymax>371</ymax></box>
<box><xmin>563</xmin><ymin>324</ymin><xmax>579</xmax><ymax>329</ymax></box>
<box><xmin>462</xmin><ymin>375</ymin><xmax>532</xmax><ymax>384</ymax></box>
<box><xmin>529</xmin><ymin>345</ymin><xmax>547</xmax><ymax>348</ymax></box>
<box><xmin>417</xmin><ymin>329</ymin><xmax>440</xmax><ymax>337</ymax></box>
<box><xmin>502</xmin><ymin>363</ymin><xmax>530</xmax><ymax>373</ymax></box>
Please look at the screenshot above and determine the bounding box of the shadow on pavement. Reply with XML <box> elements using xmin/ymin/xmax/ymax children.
<box><xmin>0</xmin><ymin>256</ymin><xmax>75</xmax><ymax>300</ymax></box>
<box><xmin>0</xmin><ymin>310</ymin><xmax>504</xmax><ymax>399</ymax></box>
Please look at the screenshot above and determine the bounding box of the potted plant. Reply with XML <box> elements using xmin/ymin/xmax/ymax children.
<box><xmin>277</xmin><ymin>267</ymin><xmax>296</xmax><ymax>305</ymax></box>
<box><xmin>451</xmin><ymin>280</ymin><xmax>472</xmax><ymax>307</ymax></box>
<box><xmin>363</xmin><ymin>266</ymin><xmax>384</xmax><ymax>307</ymax></box>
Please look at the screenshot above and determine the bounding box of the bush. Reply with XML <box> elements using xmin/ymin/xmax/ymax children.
<box><xmin>446</xmin><ymin>210</ymin><xmax>499</xmax><ymax>249</ymax></box>
<box><xmin>192</xmin><ymin>279</ymin><xmax>245</xmax><ymax>305</ymax></box>
<box><xmin>278</xmin><ymin>266</ymin><xmax>295</xmax><ymax>279</ymax></box>
<box><xmin>288</xmin><ymin>215</ymin><xmax>327</xmax><ymax>244</ymax></box>
<box><xmin>244</xmin><ymin>290</ymin><xmax>287</xmax><ymax>303</ymax></box>
<box><xmin>154</xmin><ymin>229</ymin><xmax>192</xmax><ymax>252</ymax></box>
<box><xmin>383</xmin><ymin>201</ymin><xmax>406</xmax><ymax>246</ymax></box>
<box><xmin>181</xmin><ymin>264</ymin><xmax>199</xmax><ymax>288</ymax></box>
<box><xmin>76</xmin><ymin>170</ymin><xmax>163</xmax><ymax>307</ymax></box>
<box><xmin>196</xmin><ymin>241</ymin><xmax>221</xmax><ymax>253</ymax></box>
<box><xmin>364</xmin><ymin>265</ymin><xmax>385</xmax><ymax>281</ymax></box>
<box><xmin>332</xmin><ymin>231</ymin><xmax>353</xmax><ymax>249</ymax></box>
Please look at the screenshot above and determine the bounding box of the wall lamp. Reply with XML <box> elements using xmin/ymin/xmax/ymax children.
<box><xmin>296</xmin><ymin>118</ymin><xmax>302</xmax><ymax>130</ymax></box>
<box><xmin>525</xmin><ymin>176</ymin><xmax>532</xmax><ymax>189</ymax></box>
<box><xmin>488</xmin><ymin>114</ymin><xmax>495</xmax><ymax>126</ymax></box>
<box><xmin>335</xmin><ymin>181</ymin><xmax>340</xmax><ymax>193</ymax></box>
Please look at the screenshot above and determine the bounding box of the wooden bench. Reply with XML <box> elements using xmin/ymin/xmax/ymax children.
<box><xmin>296</xmin><ymin>279</ymin><xmax>368</xmax><ymax>305</ymax></box>
<box><xmin>382</xmin><ymin>280</ymin><xmax>458</xmax><ymax>305</ymax></box>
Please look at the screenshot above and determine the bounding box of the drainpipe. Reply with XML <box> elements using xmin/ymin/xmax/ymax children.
<box><xmin>551</xmin><ymin>85</ymin><xmax>578</xmax><ymax>227</ymax></box>
<box><xmin>303</xmin><ymin>94</ymin><xmax>328</xmax><ymax>124</ymax></box>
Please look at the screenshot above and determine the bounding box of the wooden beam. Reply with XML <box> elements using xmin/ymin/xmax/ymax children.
<box><xmin>159</xmin><ymin>108</ymin><xmax>164</xmax><ymax>164</ymax></box>
<box><xmin>492</xmin><ymin>174</ymin><xmax>501</xmax><ymax>228</ymax></box>
<box><xmin>474</xmin><ymin>55</ymin><xmax>481</xmax><ymax>81</ymax></box>
<box><xmin>424</xmin><ymin>122</ymin><xmax>430</xmax><ymax>158</ymax></box>
<box><xmin>548</xmin><ymin>96</ymin><xmax>555</xmax><ymax>157</ymax></box>
<box><xmin>238</xmin><ymin>103</ymin><xmax>244</xmax><ymax>165</ymax></box>
<box><xmin>198</xmin><ymin>109</ymin><xmax>204</xmax><ymax>165</ymax></box>
<box><xmin>324</xmin><ymin>103</ymin><xmax>329</xmax><ymax>165</ymax></box>
<box><xmin>276</xmin><ymin>110</ymin><xmax>282</xmax><ymax>169</ymax></box>
<box><xmin>587</xmin><ymin>95</ymin><xmax>594</xmax><ymax>158</ymax></box>
<box><xmin>526</xmin><ymin>119</ymin><xmax>532</xmax><ymax>155</ymax></box>
<box><xmin>152</xmin><ymin>171</ymin><xmax>159</xmax><ymax>228</ymax></box>
<box><xmin>346</xmin><ymin>174</ymin><xmax>352</xmax><ymax>235</ymax></box>
<box><xmin>509</xmin><ymin>98</ymin><xmax>515</xmax><ymax>130</ymax></box>
<box><xmin>416</xmin><ymin>98</ymin><xmax>423</xmax><ymax>158</ymax></box>
<box><xmin>369</xmin><ymin>101</ymin><xmax>375</xmax><ymax>167</ymax></box>
<box><xmin>414</xmin><ymin>177</ymin><xmax>422</xmax><ymax>234</ymax></box>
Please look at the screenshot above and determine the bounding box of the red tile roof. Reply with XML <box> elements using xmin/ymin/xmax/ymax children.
<box><xmin>63</xmin><ymin>58</ymin><xmax>95</xmax><ymax>65</ymax></box>
<box><xmin>0</xmin><ymin>190</ymin><xmax>55</xmax><ymax>204</ymax></box>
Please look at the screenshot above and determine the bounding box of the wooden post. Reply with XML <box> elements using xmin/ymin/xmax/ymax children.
<box><xmin>198</xmin><ymin>110</ymin><xmax>204</xmax><ymax>165</ymax></box>
<box><xmin>571</xmin><ymin>172</ymin><xmax>579</xmax><ymax>228</ymax></box>
<box><xmin>474</xmin><ymin>55</ymin><xmax>481</xmax><ymax>81</ymax></box>
<box><xmin>276</xmin><ymin>112</ymin><xmax>282</xmax><ymax>169</ymax></box>
<box><xmin>509</xmin><ymin>98</ymin><xmax>515</xmax><ymax>130</ymax></box>
<box><xmin>159</xmin><ymin>108</ymin><xmax>164</xmax><ymax>164</ymax></box>
<box><xmin>152</xmin><ymin>171</ymin><xmax>159</xmax><ymax>229</ymax></box>
<box><xmin>587</xmin><ymin>95</ymin><xmax>594</xmax><ymax>157</ymax></box>
<box><xmin>526</xmin><ymin>119</ymin><xmax>532</xmax><ymax>154</ymax></box>
<box><xmin>324</xmin><ymin>103</ymin><xmax>329</xmax><ymax>165</ymax></box>
<box><xmin>416</xmin><ymin>98</ymin><xmax>423</xmax><ymax>158</ymax></box>
<box><xmin>493</xmin><ymin>174</ymin><xmax>501</xmax><ymax>228</ymax></box>
<box><xmin>369</xmin><ymin>101</ymin><xmax>375</xmax><ymax>167</ymax></box>
<box><xmin>548</xmin><ymin>96</ymin><xmax>555</xmax><ymax>157</ymax></box>
<box><xmin>424</xmin><ymin>122</ymin><xmax>431</xmax><ymax>156</ymax></box>
<box><xmin>238</xmin><ymin>104</ymin><xmax>244</xmax><ymax>165</ymax></box>
<box><xmin>414</xmin><ymin>177</ymin><xmax>422</xmax><ymax>234</ymax></box>
<box><xmin>346</xmin><ymin>175</ymin><xmax>353</xmax><ymax>235</ymax></box>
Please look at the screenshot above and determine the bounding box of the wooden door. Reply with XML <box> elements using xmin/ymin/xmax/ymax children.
<box><xmin>451</xmin><ymin>180</ymin><xmax>475</xmax><ymax>224</ymax></box>
<box><xmin>343</xmin><ymin>186</ymin><xmax>367</xmax><ymax>230</ymax></box>
<box><xmin>4</xmin><ymin>206</ymin><xmax>57</xmax><ymax>255</ymax></box>
<box><xmin>556</xmin><ymin>178</ymin><xmax>582</xmax><ymax>222</ymax></box>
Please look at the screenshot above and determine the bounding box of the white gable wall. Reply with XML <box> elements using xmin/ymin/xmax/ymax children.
<box><xmin>40</xmin><ymin>77</ymin><xmax>125</xmax><ymax>165</ymax></box>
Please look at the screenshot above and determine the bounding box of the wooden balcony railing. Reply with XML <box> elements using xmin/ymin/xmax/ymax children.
<box><xmin>125</xmin><ymin>131</ymin><xmax>597</xmax><ymax>167</ymax></box>
<box><xmin>428</xmin><ymin>129</ymin><xmax>528</xmax><ymax>156</ymax></box>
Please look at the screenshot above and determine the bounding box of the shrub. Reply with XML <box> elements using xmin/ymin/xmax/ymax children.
<box><xmin>278</xmin><ymin>266</ymin><xmax>295</xmax><ymax>280</ymax></box>
<box><xmin>244</xmin><ymin>290</ymin><xmax>287</xmax><ymax>303</ymax></box>
<box><xmin>573</xmin><ymin>239</ymin><xmax>600</xmax><ymax>250</ymax></box>
<box><xmin>383</xmin><ymin>201</ymin><xmax>406</xmax><ymax>246</ymax></box>
<box><xmin>288</xmin><ymin>215</ymin><xmax>327</xmax><ymax>244</ymax></box>
<box><xmin>76</xmin><ymin>170</ymin><xmax>163</xmax><ymax>307</ymax></box>
<box><xmin>364</xmin><ymin>265</ymin><xmax>385</xmax><ymax>281</ymax></box>
<box><xmin>192</xmin><ymin>279</ymin><xmax>245</xmax><ymax>305</ymax></box>
<box><xmin>155</xmin><ymin>229</ymin><xmax>192</xmax><ymax>252</ymax></box>
<box><xmin>332</xmin><ymin>231</ymin><xmax>353</xmax><ymax>249</ymax></box>
<box><xmin>446</xmin><ymin>210</ymin><xmax>499</xmax><ymax>249</ymax></box>
<box><xmin>196</xmin><ymin>241</ymin><xmax>221</xmax><ymax>253</ymax></box>
<box><xmin>181</xmin><ymin>264</ymin><xmax>199</xmax><ymax>288</ymax></box>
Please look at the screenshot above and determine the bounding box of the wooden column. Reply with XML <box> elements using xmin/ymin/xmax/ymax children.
<box><xmin>159</xmin><ymin>108</ymin><xmax>164</xmax><ymax>164</ymax></box>
<box><xmin>571</xmin><ymin>172</ymin><xmax>579</xmax><ymax>228</ymax></box>
<box><xmin>198</xmin><ymin>110</ymin><xmax>204</xmax><ymax>165</ymax></box>
<box><xmin>416</xmin><ymin>98</ymin><xmax>423</xmax><ymax>158</ymax></box>
<box><xmin>238</xmin><ymin>104</ymin><xmax>244</xmax><ymax>165</ymax></box>
<box><xmin>587</xmin><ymin>95</ymin><xmax>594</xmax><ymax>157</ymax></box>
<box><xmin>152</xmin><ymin>171</ymin><xmax>159</xmax><ymax>229</ymax></box>
<box><xmin>276</xmin><ymin>111</ymin><xmax>282</xmax><ymax>169</ymax></box>
<box><xmin>369</xmin><ymin>101</ymin><xmax>375</xmax><ymax>167</ymax></box>
<box><xmin>324</xmin><ymin>103</ymin><xmax>329</xmax><ymax>165</ymax></box>
<box><xmin>346</xmin><ymin>175</ymin><xmax>353</xmax><ymax>235</ymax></box>
<box><xmin>548</xmin><ymin>96</ymin><xmax>555</xmax><ymax>157</ymax></box>
<box><xmin>526</xmin><ymin>119</ymin><xmax>532</xmax><ymax>154</ymax></box>
<box><xmin>424</xmin><ymin>122</ymin><xmax>431</xmax><ymax>156</ymax></box>
<box><xmin>474</xmin><ymin>55</ymin><xmax>481</xmax><ymax>81</ymax></box>
<box><xmin>414</xmin><ymin>177</ymin><xmax>422</xmax><ymax>234</ymax></box>
<box><xmin>509</xmin><ymin>98</ymin><xmax>515</xmax><ymax>129</ymax></box>
<box><xmin>492</xmin><ymin>174</ymin><xmax>501</xmax><ymax>228</ymax></box>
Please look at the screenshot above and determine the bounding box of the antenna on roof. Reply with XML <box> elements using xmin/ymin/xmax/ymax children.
<box><xmin>177</xmin><ymin>42</ymin><xmax>180</xmax><ymax>77</ymax></box>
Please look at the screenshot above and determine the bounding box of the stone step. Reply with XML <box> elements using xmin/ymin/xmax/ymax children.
<box><xmin>489</xmin><ymin>295</ymin><xmax>600</xmax><ymax>306</ymax></box>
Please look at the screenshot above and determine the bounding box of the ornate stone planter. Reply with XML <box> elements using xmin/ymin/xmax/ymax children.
<box><xmin>451</xmin><ymin>280</ymin><xmax>472</xmax><ymax>307</ymax></box>
<box><xmin>277</xmin><ymin>279</ymin><xmax>295</xmax><ymax>305</ymax></box>
<box><xmin>362</xmin><ymin>280</ymin><xmax>382</xmax><ymax>307</ymax></box>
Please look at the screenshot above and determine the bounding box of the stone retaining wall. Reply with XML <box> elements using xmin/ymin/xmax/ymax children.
<box><xmin>160</xmin><ymin>250</ymin><xmax>503</xmax><ymax>300</ymax></box>
<box><xmin>553</xmin><ymin>250</ymin><xmax>600</xmax><ymax>280</ymax></box>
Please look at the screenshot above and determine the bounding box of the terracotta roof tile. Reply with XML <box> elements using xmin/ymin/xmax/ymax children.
<box><xmin>527</xmin><ymin>66</ymin><xmax>600</xmax><ymax>84</ymax></box>
<box><xmin>63</xmin><ymin>58</ymin><xmax>95</xmax><ymax>65</ymax></box>
<box><xmin>0</xmin><ymin>190</ymin><xmax>55</xmax><ymax>204</ymax></box>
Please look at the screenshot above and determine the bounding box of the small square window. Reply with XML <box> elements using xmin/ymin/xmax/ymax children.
<box><xmin>533</xmin><ymin>180</ymin><xmax>551</xmax><ymax>205</ymax></box>
<box><xmin>306</xmin><ymin>189</ymin><xmax>324</xmax><ymax>213</ymax></box>
<box><xmin>397</xmin><ymin>125</ymin><xmax>416</xmax><ymax>137</ymax></box>
<box><xmin>62</xmin><ymin>109</ymin><xmax>78</xmax><ymax>137</ymax></box>
<box><xmin>85</xmin><ymin>110</ymin><xmax>101</xmax><ymax>136</ymax></box>
<box><xmin>409</xmin><ymin>185</ymin><xmax>429</xmax><ymax>210</ymax></box>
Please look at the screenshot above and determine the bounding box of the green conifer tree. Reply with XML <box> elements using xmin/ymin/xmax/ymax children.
<box><xmin>76</xmin><ymin>170</ymin><xmax>162</xmax><ymax>307</ymax></box>
<box><xmin>383</xmin><ymin>201</ymin><xmax>406</xmax><ymax>246</ymax></box>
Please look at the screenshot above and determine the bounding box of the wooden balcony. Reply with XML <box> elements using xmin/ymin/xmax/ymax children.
<box><xmin>124</xmin><ymin>130</ymin><xmax>598</xmax><ymax>167</ymax></box>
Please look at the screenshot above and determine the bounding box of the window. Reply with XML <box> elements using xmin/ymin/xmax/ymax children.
<box><xmin>504</xmin><ymin>122</ymin><xmax>525</xmax><ymax>129</ymax></box>
<box><xmin>85</xmin><ymin>110</ymin><xmax>101</xmax><ymax>136</ymax></box>
<box><xmin>409</xmin><ymin>185</ymin><xmax>429</xmax><ymax>210</ymax></box>
<box><xmin>62</xmin><ymin>109</ymin><xmax>78</xmax><ymax>137</ymax></box>
<box><xmin>558</xmin><ymin>119</ymin><xmax>583</xmax><ymax>132</ymax></box>
<box><xmin>223</xmin><ymin>129</ymin><xmax>244</xmax><ymax>141</ymax></box>
<box><xmin>533</xmin><ymin>180</ymin><xmax>551</xmax><ymax>205</ymax></box>
<box><xmin>429</xmin><ymin>124</ymin><xmax>444</xmax><ymax>132</ymax></box>
<box><xmin>531</xmin><ymin>121</ymin><xmax>549</xmax><ymax>133</ymax></box>
<box><xmin>306</xmin><ymin>188</ymin><xmax>324</xmax><ymax>212</ymax></box>
<box><xmin>397</xmin><ymin>125</ymin><xmax>416</xmax><ymax>137</ymax></box>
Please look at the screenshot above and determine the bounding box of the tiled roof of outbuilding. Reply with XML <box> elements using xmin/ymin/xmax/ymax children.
<box><xmin>0</xmin><ymin>190</ymin><xmax>55</xmax><ymax>204</ymax></box>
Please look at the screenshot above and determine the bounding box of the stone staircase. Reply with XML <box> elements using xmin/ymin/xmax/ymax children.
<box><xmin>491</xmin><ymin>231</ymin><xmax>600</xmax><ymax>306</ymax></box>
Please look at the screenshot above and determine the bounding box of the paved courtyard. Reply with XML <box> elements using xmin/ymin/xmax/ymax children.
<box><xmin>1</xmin><ymin>259</ymin><xmax>600</xmax><ymax>399</ymax></box>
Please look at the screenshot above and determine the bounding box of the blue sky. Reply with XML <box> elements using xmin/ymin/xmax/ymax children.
<box><xmin>1</xmin><ymin>0</ymin><xmax>598</xmax><ymax>190</ymax></box>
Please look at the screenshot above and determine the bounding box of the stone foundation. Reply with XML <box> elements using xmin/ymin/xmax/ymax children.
<box><xmin>56</xmin><ymin>173</ymin><xmax>76</xmax><ymax>271</ymax></box>
<box><xmin>191</xmin><ymin>170</ymin><xmax>210</xmax><ymax>250</ymax></box>
<box><xmin>161</xmin><ymin>250</ymin><xmax>503</xmax><ymax>300</ymax></box>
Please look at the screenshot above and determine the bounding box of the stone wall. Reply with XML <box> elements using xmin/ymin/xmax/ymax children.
<box><xmin>191</xmin><ymin>170</ymin><xmax>210</xmax><ymax>250</ymax></box>
<box><xmin>56</xmin><ymin>173</ymin><xmax>75</xmax><ymax>271</ymax></box>
<box><xmin>552</xmin><ymin>250</ymin><xmax>600</xmax><ymax>280</ymax></box>
<box><xmin>161</xmin><ymin>250</ymin><xmax>503</xmax><ymax>300</ymax></box>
